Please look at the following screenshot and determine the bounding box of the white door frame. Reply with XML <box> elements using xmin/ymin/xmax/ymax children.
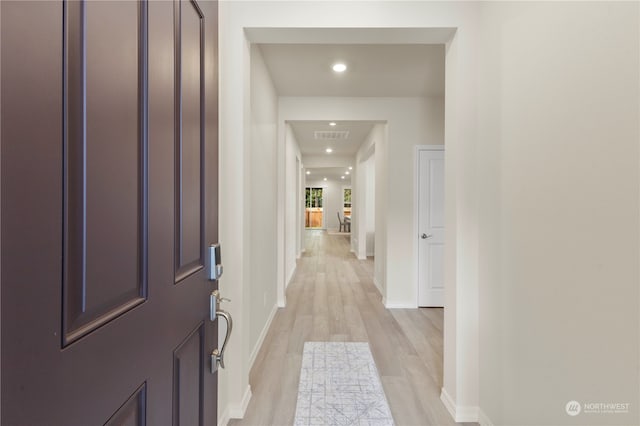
<box><xmin>415</xmin><ymin>145</ymin><xmax>445</xmax><ymax>307</ymax></box>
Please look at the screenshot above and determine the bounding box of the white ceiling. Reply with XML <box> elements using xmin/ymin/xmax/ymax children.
<box><xmin>289</xmin><ymin>120</ymin><xmax>376</xmax><ymax>157</ymax></box>
<box><xmin>305</xmin><ymin>166</ymin><xmax>353</xmax><ymax>184</ymax></box>
<box><xmin>265</xmin><ymin>43</ymin><xmax>444</xmax><ymax>163</ymax></box>
<box><xmin>259</xmin><ymin>43</ymin><xmax>445</xmax><ymax>97</ymax></box>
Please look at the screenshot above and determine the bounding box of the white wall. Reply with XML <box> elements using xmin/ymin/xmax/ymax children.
<box><xmin>364</xmin><ymin>154</ymin><xmax>375</xmax><ymax>257</ymax></box>
<box><xmin>248</xmin><ymin>44</ymin><xmax>278</xmax><ymax>353</ymax></box>
<box><xmin>353</xmin><ymin>124</ymin><xmax>380</xmax><ymax>262</ymax></box>
<box><xmin>217</xmin><ymin>41</ymin><xmax>279</xmax><ymax>421</ymax></box>
<box><xmin>285</xmin><ymin>124</ymin><xmax>302</xmax><ymax>286</ymax></box>
<box><xmin>303</xmin><ymin>154</ymin><xmax>353</xmax><ymax>168</ymax></box>
<box><xmin>477</xmin><ymin>2</ymin><xmax>639</xmax><ymax>425</ymax></box>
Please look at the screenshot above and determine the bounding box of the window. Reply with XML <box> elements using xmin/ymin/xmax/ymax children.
<box><xmin>305</xmin><ymin>187</ymin><xmax>323</xmax><ymax>208</ymax></box>
<box><xmin>343</xmin><ymin>188</ymin><xmax>351</xmax><ymax>217</ymax></box>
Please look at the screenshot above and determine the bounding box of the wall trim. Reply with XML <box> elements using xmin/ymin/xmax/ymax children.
<box><xmin>286</xmin><ymin>264</ymin><xmax>296</xmax><ymax>289</ymax></box>
<box><xmin>478</xmin><ymin>409</ymin><xmax>495</xmax><ymax>426</ymax></box>
<box><xmin>249</xmin><ymin>302</ymin><xmax>279</xmax><ymax>371</ymax></box>
<box><xmin>229</xmin><ymin>385</ymin><xmax>252</xmax><ymax>419</ymax></box>
<box><xmin>440</xmin><ymin>387</ymin><xmax>456</xmax><ymax>420</ymax></box>
<box><xmin>373</xmin><ymin>277</ymin><xmax>382</xmax><ymax>294</ymax></box>
<box><xmin>440</xmin><ymin>388</ymin><xmax>479</xmax><ymax>423</ymax></box>
<box><xmin>456</xmin><ymin>405</ymin><xmax>480</xmax><ymax>423</ymax></box>
<box><xmin>218</xmin><ymin>405</ymin><xmax>230</xmax><ymax>426</ymax></box>
<box><xmin>384</xmin><ymin>301</ymin><xmax>417</xmax><ymax>309</ymax></box>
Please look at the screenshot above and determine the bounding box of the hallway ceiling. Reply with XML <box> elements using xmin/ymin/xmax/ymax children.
<box><xmin>290</xmin><ymin>120</ymin><xmax>376</xmax><ymax>157</ymax></box>
<box><xmin>305</xmin><ymin>167</ymin><xmax>352</xmax><ymax>183</ymax></box>
<box><xmin>259</xmin><ymin>43</ymin><xmax>445</xmax><ymax>97</ymax></box>
<box><xmin>268</xmin><ymin>43</ymin><xmax>444</xmax><ymax>169</ymax></box>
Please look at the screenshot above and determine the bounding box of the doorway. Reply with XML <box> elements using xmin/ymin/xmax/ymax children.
<box><xmin>228</xmin><ymin>23</ymin><xmax>476</xmax><ymax>425</ymax></box>
<box><xmin>416</xmin><ymin>146</ymin><xmax>445</xmax><ymax>307</ymax></box>
<box><xmin>305</xmin><ymin>187</ymin><xmax>324</xmax><ymax>228</ymax></box>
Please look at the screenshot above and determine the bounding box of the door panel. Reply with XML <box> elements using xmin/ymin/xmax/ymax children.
<box><xmin>418</xmin><ymin>149</ymin><xmax>445</xmax><ymax>307</ymax></box>
<box><xmin>173</xmin><ymin>323</ymin><xmax>205</xmax><ymax>426</ymax></box>
<box><xmin>428</xmin><ymin>158</ymin><xmax>445</xmax><ymax>229</ymax></box>
<box><xmin>1</xmin><ymin>1</ymin><xmax>219</xmax><ymax>424</ymax></box>
<box><xmin>105</xmin><ymin>383</ymin><xmax>148</xmax><ymax>426</ymax></box>
<box><xmin>63</xmin><ymin>0</ymin><xmax>148</xmax><ymax>346</ymax></box>
<box><xmin>176</xmin><ymin>0</ymin><xmax>205</xmax><ymax>280</ymax></box>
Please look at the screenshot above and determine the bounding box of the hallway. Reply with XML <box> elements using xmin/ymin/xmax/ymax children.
<box><xmin>231</xmin><ymin>230</ymin><xmax>460</xmax><ymax>426</ymax></box>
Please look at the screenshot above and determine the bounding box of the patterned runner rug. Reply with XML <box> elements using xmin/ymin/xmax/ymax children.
<box><xmin>294</xmin><ymin>342</ymin><xmax>395</xmax><ymax>426</ymax></box>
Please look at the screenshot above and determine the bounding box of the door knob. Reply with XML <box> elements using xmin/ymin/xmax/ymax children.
<box><xmin>421</xmin><ymin>233</ymin><xmax>433</xmax><ymax>239</ymax></box>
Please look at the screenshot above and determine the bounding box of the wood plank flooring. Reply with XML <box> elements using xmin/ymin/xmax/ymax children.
<box><xmin>229</xmin><ymin>230</ymin><xmax>470</xmax><ymax>426</ymax></box>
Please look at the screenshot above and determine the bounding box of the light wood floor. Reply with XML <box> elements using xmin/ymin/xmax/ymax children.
<box><xmin>230</xmin><ymin>230</ymin><xmax>471</xmax><ymax>426</ymax></box>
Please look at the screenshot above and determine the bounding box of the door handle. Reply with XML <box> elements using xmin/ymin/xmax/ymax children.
<box><xmin>211</xmin><ymin>310</ymin><xmax>232</xmax><ymax>371</ymax></box>
<box><xmin>210</xmin><ymin>290</ymin><xmax>230</xmax><ymax>321</ymax></box>
<box><xmin>421</xmin><ymin>233</ymin><xmax>433</xmax><ymax>239</ymax></box>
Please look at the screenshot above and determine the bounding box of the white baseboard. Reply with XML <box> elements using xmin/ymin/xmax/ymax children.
<box><xmin>249</xmin><ymin>303</ymin><xmax>278</xmax><ymax>371</ymax></box>
<box><xmin>384</xmin><ymin>301</ymin><xmax>416</xmax><ymax>309</ymax></box>
<box><xmin>373</xmin><ymin>277</ymin><xmax>381</xmax><ymax>294</ymax></box>
<box><xmin>286</xmin><ymin>265</ymin><xmax>296</xmax><ymax>287</ymax></box>
<box><xmin>478</xmin><ymin>409</ymin><xmax>494</xmax><ymax>426</ymax></box>
<box><xmin>217</xmin><ymin>406</ymin><xmax>230</xmax><ymax>426</ymax></box>
<box><xmin>440</xmin><ymin>388</ymin><xmax>479</xmax><ymax>423</ymax></box>
<box><xmin>456</xmin><ymin>405</ymin><xmax>480</xmax><ymax>423</ymax></box>
<box><xmin>440</xmin><ymin>387</ymin><xmax>456</xmax><ymax>420</ymax></box>
<box><xmin>229</xmin><ymin>385</ymin><xmax>252</xmax><ymax>419</ymax></box>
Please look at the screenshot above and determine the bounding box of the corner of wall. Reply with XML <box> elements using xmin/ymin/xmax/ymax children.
<box><xmin>217</xmin><ymin>405</ymin><xmax>230</xmax><ymax>426</ymax></box>
<box><xmin>440</xmin><ymin>388</ymin><xmax>479</xmax><ymax>423</ymax></box>
<box><xmin>229</xmin><ymin>385</ymin><xmax>253</xmax><ymax>419</ymax></box>
<box><xmin>373</xmin><ymin>277</ymin><xmax>382</xmax><ymax>295</ymax></box>
<box><xmin>478</xmin><ymin>409</ymin><xmax>495</xmax><ymax>426</ymax></box>
<box><xmin>286</xmin><ymin>263</ymin><xmax>296</xmax><ymax>288</ymax></box>
<box><xmin>248</xmin><ymin>302</ymin><xmax>279</xmax><ymax>373</ymax></box>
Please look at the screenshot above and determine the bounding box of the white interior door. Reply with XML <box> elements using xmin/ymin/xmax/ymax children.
<box><xmin>418</xmin><ymin>148</ymin><xmax>445</xmax><ymax>307</ymax></box>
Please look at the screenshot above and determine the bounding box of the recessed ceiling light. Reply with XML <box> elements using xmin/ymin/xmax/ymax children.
<box><xmin>348</xmin><ymin>166</ymin><xmax>353</xmax><ymax>170</ymax></box>
<box><xmin>341</xmin><ymin>176</ymin><xmax>345</xmax><ymax>179</ymax></box>
<box><xmin>323</xmin><ymin>177</ymin><xmax>327</xmax><ymax>181</ymax></box>
<box><xmin>332</xmin><ymin>63</ymin><xmax>347</xmax><ymax>73</ymax></box>
<box><xmin>325</xmin><ymin>148</ymin><xmax>333</xmax><ymax>153</ymax></box>
<box><xmin>329</xmin><ymin>122</ymin><xmax>336</xmax><ymax>126</ymax></box>
<box><xmin>306</xmin><ymin>171</ymin><xmax>310</xmax><ymax>175</ymax></box>
<box><xmin>345</xmin><ymin>171</ymin><xmax>350</xmax><ymax>175</ymax></box>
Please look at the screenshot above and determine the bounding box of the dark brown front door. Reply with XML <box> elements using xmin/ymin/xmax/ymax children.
<box><xmin>1</xmin><ymin>1</ymin><xmax>219</xmax><ymax>424</ymax></box>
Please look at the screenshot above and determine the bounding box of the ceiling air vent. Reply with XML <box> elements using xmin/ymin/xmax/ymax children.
<box><xmin>314</xmin><ymin>130</ymin><xmax>350</xmax><ymax>141</ymax></box>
